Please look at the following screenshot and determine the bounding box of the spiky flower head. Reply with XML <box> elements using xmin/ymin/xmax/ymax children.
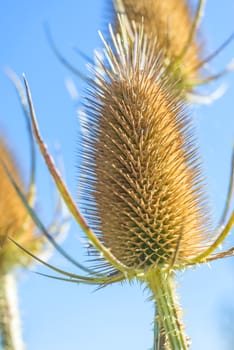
<box><xmin>80</xmin><ymin>19</ymin><xmax>211</xmax><ymax>272</ymax></box>
<box><xmin>0</xmin><ymin>138</ymin><xmax>42</xmax><ymax>273</ymax></box>
<box><xmin>113</xmin><ymin>0</ymin><xmax>203</xmax><ymax>88</ymax></box>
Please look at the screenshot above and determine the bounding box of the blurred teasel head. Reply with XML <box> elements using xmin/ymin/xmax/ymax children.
<box><xmin>112</xmin><ymin>0</ymin><xmax>234</xmax><ymax>100</ymax></box>
<box><xmin>113</xmin><ymin>0</ymin><xmax>203</xmax><ymax>89</ymax></box>
<box><xmin>0</xmin><ymin>137</ymin><xmax>42</xmax><ymax>273</ymax></box>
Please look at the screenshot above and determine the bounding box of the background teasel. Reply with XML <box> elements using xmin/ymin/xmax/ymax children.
<box><xmin>0</xmin><ymin>0</ymin><xmax>233</xmax><ymax>350</ymax></box>
<box><xmin>0</xmin><ymin>139</ymin><xmax>42</xmax><ymax>272</ymax></box>
<box><xmin>113</xmin><ymin>0</ymin><xmax>203</xmax><ymax>84</ymax></box>
<box><xmin>0</xmin><ymin>135</ymin><xmax>39</xmax><ymax>350</ymax></box>
<box><xmin>113</xmin><ymin>0</ymin><xmax>234</xmax><ymax>98</ymax></box>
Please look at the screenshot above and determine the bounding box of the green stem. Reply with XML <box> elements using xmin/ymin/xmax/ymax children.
<box><xmin>153</xmin><ymin>302</ymin><xmax>167</xmax><ymax>350</ymax></box>
<box><xmin>147</xmin><ymin>269</ymin><xmax>188</xmax><ymax>350</ymax></box>
<box><xmin>153</xmin><ymin>301</ymin><xmax>159</xmax><ymax>350</ymax></box>
<box><xmin>0</xmin><ymin>272</ymin><xmax>25</xmax><ymax>350</ymax></box>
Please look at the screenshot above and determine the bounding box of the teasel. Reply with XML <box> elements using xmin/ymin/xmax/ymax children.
<box><xmin>0</xmin><ymin>136</ymin><xmax>38</xmax><ymax>350</ymax></box>
<box><xmin>43</xmin><ymin>0</ymin><xmax>234</xmax><ymax>105</ymax></box>
<box><xmin>111</xmin><ymin>0</ymin><xmax>234</xmax><ymax>101</ymax></box>
<box><xmin>0</xmin><ymin>72</ymin><xmax>69</xmax><ymax>350</ymax></box>
<box><xmin>7</xmin><ymin>16</ymin><xmax>234</xmax><ymax>350</ymax></box>
<box><xmin>113</xmin><ymin>0</ymin><xmax>200</xmax><ymax>80</ymax></box>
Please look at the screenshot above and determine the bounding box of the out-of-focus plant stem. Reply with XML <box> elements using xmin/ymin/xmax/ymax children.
<box><xmin>0</xmin><ymin>272</ymin><xmax>24</xmax><ymax>350</ymax></box>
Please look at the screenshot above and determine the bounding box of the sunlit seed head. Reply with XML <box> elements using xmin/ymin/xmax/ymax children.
<box><xmin>0</xmin><ymin>138</ymin><xmax>42</xmax><ymax>272</ymax></box>
<box><xmin>79</xmin><ymin>20</ymin><xmax>211</xmax><ymax>271</ymax></box>
<box><xmin>114</xmin><ymin>0</ymin><xmax>202</xmax><ymax>84</ymax></box>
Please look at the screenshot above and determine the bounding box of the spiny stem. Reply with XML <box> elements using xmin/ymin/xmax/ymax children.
<box><xmin>0</xmin><ymin>272</ymin><xmax>25</xmax><ymax>350</ymax></box>
<box><xmin>153</xmin><ymin>301</ymin><xmax>160</xmax><ymax>350</ymax></box>
<box><xmin>153</xmin><ymin>301</ymin><xmax>167</xmax><ymax>350</ymax></box>
<box><xmin>147</xmin><ymin>269</ymin><xmax>189</xmax><ymax>350</ymax></box>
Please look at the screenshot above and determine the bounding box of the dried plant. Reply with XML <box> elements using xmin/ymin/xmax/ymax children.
<box><xmin>113</xmin><ymin>0</ymin><xmax>234</xmax><ymax>100</ymax></box>
<box><xmin>0</xmin><ymin>135</ymin><xmax>41</xmax><ymax>350</ymax></box>
<box><xmin>0</xmin><ymin>139</ymin><xmax>42</xmax><ymax>273</ymax></box>
<box><xmin>5</xmin><ymin>12</ymin><xmax>234</xmax><ymax>349</ymax></box>
<box><xmin>114</xmin><ymin>0</ymin><xmax>203</xmax><ymax>84</ymax></box>
<box><xmin>44</xmin><ymin>0</ymin><xmax>234</xmax><ymax>107</ymax></box>
<box><xmin>0</xmin><ymin>138</ymin><xmax>33</xmax><ymax>350</ymax></box>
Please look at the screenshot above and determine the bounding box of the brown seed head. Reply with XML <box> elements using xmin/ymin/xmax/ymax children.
<box><xmin>115</xmin><ymin>0</ymin><xmax>202</xmax><ymax>83</ymax></box>
<box><xmin>80</xmin><ymin>21</ymin><xmax>211</xmax><ymax>270</ymax></box>
<box><xmin>0</xmin><ymin>138</ymin><xmax>40</xmax><ymax>272</ymax></box>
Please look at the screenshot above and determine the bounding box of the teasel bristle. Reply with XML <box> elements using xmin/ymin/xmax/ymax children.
<box><xmin>0</xmin><ymin>138</ymin><xmax>41</xmax><ymax>272</ymax></box>
<box><xmin>113</xmin><ymin>0</ymin><xmax>203</xmax><ymax>85</ymax></box>
<box><xmin>79</xmin><ymin>19</ymin><xmax>212</xmax><ymax>271</ymax></box>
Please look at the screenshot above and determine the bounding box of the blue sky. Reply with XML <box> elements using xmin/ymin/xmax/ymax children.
<box><xmin>0</xmin><ymin>1</ymin><xmax>234</xmax><ymax>349</ymax></box>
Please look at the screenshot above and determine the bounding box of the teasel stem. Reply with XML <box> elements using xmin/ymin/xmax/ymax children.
<box><xmin>153</xmin><ymin>302</ymin><xmax>160</xmax><ymax>350</ymax></box>
<box><xmin>146</xmin><ymin>270</ymin><xmax>188</xmax><ymax>350</ymax></box>
<box><xmin>0</xmin><ymin>272</ymin><xmax>24</xmax><ymax>350</ymax></box>
<box><xmin>153</xmin><ymin>302</ymin><xmax>167</xmax><ymax>350</ymax></box>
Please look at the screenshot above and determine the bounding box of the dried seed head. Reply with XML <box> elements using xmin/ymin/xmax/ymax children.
<box><xmin>0</xmin><ymin>138</ymin><xmax>41</xmax><ymax>272</ymax></box>
<box><xmin>114</xmin><ymin>0</ymin><xmax>202</xmax><ymax>83</ymax></box>
<box><xmin>80</xmin><ymin>21</ymin><xmax>211</xmax><ymax>271</ymax></box>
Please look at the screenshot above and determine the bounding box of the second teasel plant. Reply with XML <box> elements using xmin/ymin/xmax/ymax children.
<box><xmin>113</xmin><ymin>0</ymin><xmax>234</xmax><ymax>101</ymax></box>
<box><xmin>113</xmin><ymin>0</ymin><xmax>203</xmax><ymax>84</ymax></box>
<box><xmin>45</xmin><ymin>0</ymin><xmax>234</xmax><ymax>104</ymax></box>
<box><xmin>7</xmin><ymin>15</ymin><xmax>234</xmax><ymax>350</ymax></box>
<box><xmin>0</xmin><ymin>136</ymin><xmax>39</xmax><ymax>350</ymax></box>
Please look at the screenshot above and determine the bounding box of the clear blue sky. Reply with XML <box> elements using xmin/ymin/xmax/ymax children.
<box><xmin>0</xmin><ymin>1</ymin><xmax>234</xmax><ymax>349</ymax></box>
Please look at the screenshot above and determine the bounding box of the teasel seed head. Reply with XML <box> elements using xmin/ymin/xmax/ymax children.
<box><xmin>80</xmin><ymin>19</ymin><xmax>212</xmax><ymax>271</ymax></box>
<box><xmin>0</xmin><ymin>137</ymin><xmax>42</xmax><ymax>272</ymax></box>
<box><xmin>113</xmin><ymin>0</ymin><xmax>203</xmax><ymax>87</ymax></box>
